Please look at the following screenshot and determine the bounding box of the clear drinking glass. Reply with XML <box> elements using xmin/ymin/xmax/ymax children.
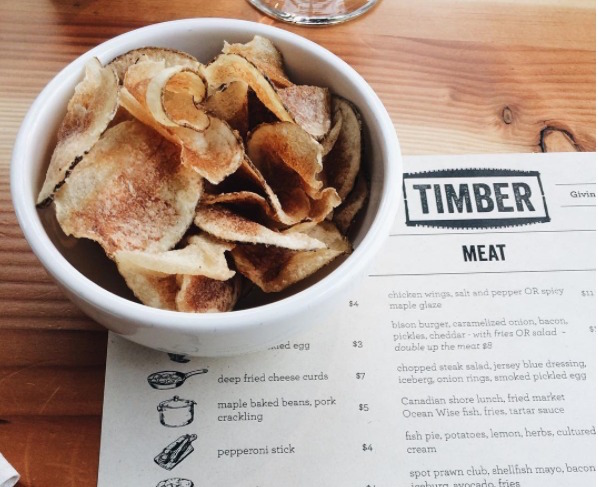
<box><xmin>247</xmin><ymin>0</ymin><xmax>378</xmax><ymax>25</ymax></box>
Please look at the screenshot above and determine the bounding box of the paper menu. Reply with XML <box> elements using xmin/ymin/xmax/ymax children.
<box><xmin>98</xmin><ymin>152</ymin><xmax>596</xmax><ymax>487</ymax></box>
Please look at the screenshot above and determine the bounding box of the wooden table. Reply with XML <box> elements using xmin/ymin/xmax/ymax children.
<box><xmin>0</xmin><ymin>1</ymin><xmax>594</xmax><ymax>485</ymax></box>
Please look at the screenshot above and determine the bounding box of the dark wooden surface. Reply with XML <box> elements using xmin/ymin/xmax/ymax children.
<box><xmin>0</xmin><ymin>0</ymin><xmax>594</xmax><ymax>485</ymax></box>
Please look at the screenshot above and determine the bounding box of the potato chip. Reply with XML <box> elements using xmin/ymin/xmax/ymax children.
<box><xmin>37</xmin><ymin>58</ymin><xmax>119</xmax><ymax>205</ymax></box>
<box><xmin>333</xmin><ymin>172</ymin><xmax>369</xmax><ymax>234</ymax></box>
<box><xmin>228</xmin><ymin>157</ymin><xmax>339</xmax><ymax>226</ymax></box>
<box><xmin>114</xmin><ymin>234</ymin><xmax>235</xmax><ymax>281</ymax></box>
<box><xmin>115</xmin><ymin>234</ymin><xmax>237</xmax><ymax>312</ymax></box>
<box><xmin>195</xmin><ymin>205</ymin><xmax>326</xmax><ymax>250</ymax></box>
<box><xmin>108</xmin><ymin>47</ymin><xmax>201</xmax><ymax>83</ymax></box>
<box><xmin>204</xmin><ymin>54</ymin><xmax>293</xmax><ymax>124</ymax></box>
<box><xmin>231</xmin><ymin>221</ymin><xmax>350</xmax><ymax>292</ymax></box>
<box><xmin>122</xmin><ymin>59</ymin><xmax>165</xmax><ymax>99</ymax></box>
<box><xmin>309</xmin><ymin>187</ymin><xmax>343</xmax><ymax>221</ymax></box>
<box><xmin>215</xmin><ymin>41</ymin><xmax>330</xmax><ymax>138</ymax></box>
<box><xmin>246</xmin><ymin>123</ymin><xmax>340</xmax><ymax>223</ymax></box>
<box><xmin>320</xmin><ymin>99</ymin><xmax>343</xmax><ymax>156</ymax></box>
<box><xmin>287</xmin><ymin>220</ymin><xmax>351</xmax><ymax>249</ymax></box>
<box><xmin>222</xmin><ymin>36</ymin><xmax>292</xmax><ymax>88</ymax></box>
<box><xmin>282</xmin><ymin>221</ymin><xmax>319</xmax><ymax>234</ymax></box>
<box><xmin>277</xmin><ymin>85</ymin><xmax>331</xmax><ymax>140</ymax></box>
<box><xmin>247</xmin><ymin>122</ymin><xmax>323</xmax><ymax>192</ymax></box>
<box><xmin>201</xmin><ymin>191</ymin><xmax>277</xmax><ymax>224</ymax></box>
<box><xmin>54</xmin><ymin>120</ymin><xmax>203</xmax><ymax>256</ymax></box>
<box><xmin>122</xmin><ymin>62</ymin><xmax>244</xmax><ymax>184</ymax></box>
<box><xmin>204</xmin><ymin>81</ymin><xmax>249</xmax><ymax>137</ymax></box>
<box><xmin>116</xmin><ymin>261</ymin><xmax>178</xmax><ymax>311</ymax></box>
<box><xmin>176</xmin><ymin>275</ymin><xmax>241</xmax><ymax>313</ymax></box>
<box><xmin>107</xmin><ymin>105</ymin><xmax>136</xmax><ymax>128</ymax></box>
<box><xmin>119</xmin><ymin>87</ymin><xmax>170</xmax><ymax>135</ymax></box>
<box><xmin>214</xmin><ymin>157</ymin><xmax>307</xmax><ymax>226</ymax></box>
<box><xmin>125</xmin><ymin>60</ymin><xmax>209</xmax><ymax>132</ymax></box>
<box><xmin>247</xmin><ymin>89</ymin><xmax>279</xmax><ymax>130</ymax></box>
<box><xmin>146</xmin><ymin>65</ymin><xmax>210</xmax><ymax>131</ymax></box>
<box><xmin>324</xmin><ymin>96</ymin><xmax>362</xmax><ymax>200</ymax></box>
<box><xmin>173</xmin><ymin>117</ymin><xmax>244</xmax><ymax>184</ymax></box>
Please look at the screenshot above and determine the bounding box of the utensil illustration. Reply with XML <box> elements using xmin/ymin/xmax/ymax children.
<box><xmin>156</xmin><ymin>478</ymin><xmax>194</xmax><ymax>487</ymax></box>
<box><xmin>154</xmin><ymin>434</ymin><xmax>197</xmax><ymax>470</ymax></box>
<box><xmin>168</xmin><ymin>353</ymin><xmax>190</xmax><ymax>364</ymax></box>
<box><xmin>158</xmin><ymin>396</ymin><xmax>196</xmax><ymax>427</ymax></box>
<box><xmin>147</xmin><ymin>369</ymin><xmax>208</xmax><ymax>390</ymax></box>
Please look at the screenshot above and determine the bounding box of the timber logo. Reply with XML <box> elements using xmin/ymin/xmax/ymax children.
<box><xmin>403</xmin><ymin>168</ymin><xmax>550</xmax><ymax>228</ymax></box>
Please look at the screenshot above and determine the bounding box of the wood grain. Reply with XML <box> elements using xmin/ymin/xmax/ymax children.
<box><xmin>0</xmin><ymin>0</ymin><xmax>594</xmax><ymax>485</ymax></box>
<box><xmin>0</xmin><ymin>417</ymin><xmax>102</xmax><ymax>487</ymax></box>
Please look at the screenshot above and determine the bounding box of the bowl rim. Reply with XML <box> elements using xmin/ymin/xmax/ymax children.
<box><xmin>11</xmin><ymin>17</ymin><xmax>401</xmax><ymax>334</ymax></box>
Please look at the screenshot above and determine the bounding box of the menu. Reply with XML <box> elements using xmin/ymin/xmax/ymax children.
<box><xmin>98</xmin><ymin>152</ymin><xmax>596</xmax><ymax>487</ymax></box>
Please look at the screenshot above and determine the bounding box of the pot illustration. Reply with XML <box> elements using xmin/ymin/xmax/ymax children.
<box><xmin>158</xmin><ymin>396</ymin><xmax>196</xmax><ymax>427</ymax></box>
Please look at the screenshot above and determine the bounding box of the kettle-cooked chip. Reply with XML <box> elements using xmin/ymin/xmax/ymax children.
<box><xmin>122</xmin><ymin>62</ymin><xmax>243</xmax><ymax>184</ymax></box>
<box><xmin>325</xmin><ymin>96</ymin><xmax>362</xmax><ymax>201</ymax></box>
<box><xmin>108</xmin><ymin>47</ymin><xmax>201</xmax><ymax>83</ymax></box>
<box><xmin>119</xmin><ymin>87</ymin><xmax>170</xmax><ymax>136</ymax></box>
<box><xmin>115</xmin><ymin>234</ymin><xmax>235</xmax><ymax>281</ymax></box>
<box><xmin>116</xmin><ymin>261</ymin><xmax>178</xmax><ymax>311</ymax></box>
<box><xmin>234</xmin><ymin>156</ymin><xmax>339</xmax><ymax>226</ymax></box>
<box><xmin>204</xmin><ymin>54</ymin><xmax>293</xmax><ymax>124</ymax></box>
<box><xmin>309</xmin><ymin>187</ymin><xmax>343</xmax><ymax>221</ymax></box>
<box><xmin>107</xmin><ymin>105</ymin><xmax>136</xmax><ymax>128</ymax></box>
<box><xmin>122</xmin><ymin>59</ymin><xmax>165</xmax><ymax>99</ymax></box>
<box><xmin>115</xmin><ymin>234</ymin><xmax>237</xmax><ymax>312</ymax></box>
<box><xmin>320</xmin><ymin>99</ymin><xmax>343</xmax><ymax>156</ymax></box>
<box><xmin>247</xmin><ymin>89</ymin><xmax>279</xmax><ymax>130</ymax></box>
<box><xmin>222</xmin><ymin>36</ymin><xmax>292</xmax><ymax>88</ymax></box>
<box><xmin>37</xmin><ymin>58</ymin><xmax>119</xmax><ymax>205</ymax></box>
<box><xmin>176</xmin><ymin>275</ymin><xmax>242</xmax><ymax>313</ymax></box>
<box><xmin>201</xmin><ymin>190</ymin><xmax>278</xmax><ymax>224</ymax></box>
<box><xmin>277</xmin><ymin>85</ymin><xmax>331</xmax><ymax>140</ymax></box>
<box><xmin>247</xmin><ymin>122</ymin><xmax>323</xmax><ymax>193</ymax></box>
<box><xmin>333</xmin><ymin>172</ymin><xmax>369</xmax><ymax>234</ymax></box>
<box><xmin>231</xmin><ymin>221</ymin><xmax>350</xmax><ymax>292</ymax></box>
<box><xmin>247</xmin><ymin>123</ymin><xmax>340</xmax><ymax>223</ymax></box>
<box><xmin>54</xmin><ymin>120</ymin><xmax>203</xmax><ymax>257</ymax></box>
<box><xmin>146</xmin><ymin>65</ymin><xmax>210</xmax><ymax>131</ymax></box>
<box><xmin>173</xmin><ymin>117</ymin><xmax>244</xmax><ymax>184</ymax></box>
<box><xmin>216</xmin><ymin>157</ymin><xmax>309</xmax><ymax>226</ymax></box>
<box><xmin>195</xmin><ymin>205</ymin><xmax>326</xmax><ymax>250</ymax></box>
<box><xmin>204</xmin><ymin>81</ymin><xmax>249</xmax><ymax>137</ymax></box>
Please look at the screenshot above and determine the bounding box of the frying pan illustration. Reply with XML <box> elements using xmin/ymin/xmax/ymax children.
<box><xmin>147</xmin><ymin>369</ymin><xmax>209</xmax><ymax>390</ymax></box>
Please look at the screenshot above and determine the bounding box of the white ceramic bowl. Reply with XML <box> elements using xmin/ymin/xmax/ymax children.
<box><xmin>11</xmin><ymin>18</ymin><xmax>401</xmax><ymax>356</ymax></box>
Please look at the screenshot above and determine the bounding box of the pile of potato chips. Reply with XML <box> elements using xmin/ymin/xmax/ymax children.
<box><xmin>38</xmin><ymin>36</ymin><xmax>369</xmax><ymax>313</ymax></box>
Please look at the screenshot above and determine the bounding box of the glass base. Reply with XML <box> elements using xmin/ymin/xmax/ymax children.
<box><xmin>247</xmin><ymin>0</ymin><xmax>378</xmax><ymax>25</ymax></box>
